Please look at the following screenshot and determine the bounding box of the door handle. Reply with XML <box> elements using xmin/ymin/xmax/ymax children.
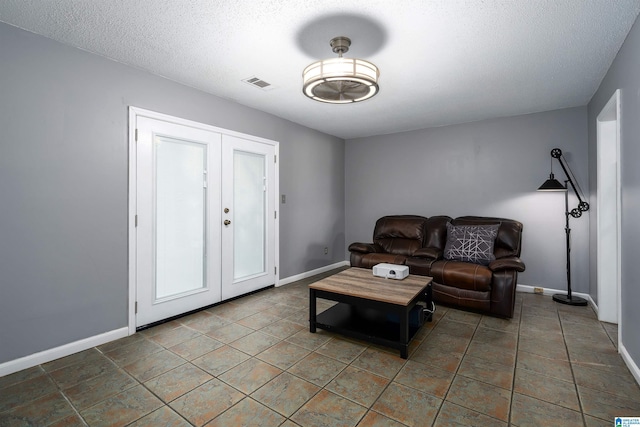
<box><xmin>224</xmin><ymin>220</ymin><xmax>231</xmax><ymax>226</ymax></box>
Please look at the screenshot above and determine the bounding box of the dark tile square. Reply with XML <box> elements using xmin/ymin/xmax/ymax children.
<box><xmin>0</xmin><ymin>392</ymin><xmax>76</xmax><ymax>426</ymax></box>
<box><xmin>251</xmin><ymin>372</ymin><xmax>320</xmax><ymax>417</ymax></box>
<box><xmin>192</xmin><ymin>345</ymin><xmax>250</xmax><ymax>376</ymax></box>
<box><xmin>514</xmin><ymin>368</ymin><xmax>579</xmax><ymax>411</ymax></box>
<box><xmin>169</xmin><ymin>379</ymin><xmax>243</xmax><ymax>426</ymax></box>
<box><xmin>291</xmin><ymin>389</ymin><xmax>367</xmax><ymax>427</ymax></box>
<box><xmin>434</xmin><ymin>401</ymin><xmax>507</xmax><ymax>427</ymax></box>
<box><xmin>80</xmin><ymin>385</ymin><xmax>163</xmax><ymax>427</ymax></box>
<box><xmin>510</xmin><ymin>392</ymin><xmax>583</xmax><ymax>426</ymax></box>
<box><xmin>144</xmin><ymin>363</ymin><xmax>213</xmax><ymax>403</ymax></box>
<box><xmin>351</xmin><ymin>347</ymin><xmax>406</xmax><ymax>379</ymax></box>
<box><xmin>218</xmin><ymin>358</ymin><xmax>282</xmax><ymax>394</ymax></box>
<box><xmin>123</xmin><ymin>349</ymin><xmax>186</xmax><ymax>382</ymax></box>
<box><xmin>205</xmin><ymin>397</ymin><xmax>285</xmax><ymax>426</ymax></box>
<box><xmin>325</xmin><ymin>366</ymin><xmax>389</xmax><ymax>407</ymax></box>
<box><xmin>446</xmin><ymin>376</ymin><xmax>510</xmax><ymax>421</ymax></box>
<box><xmin>372</xmin><ymin>382</ymin><xmax>442</xmax><ymax>427</ymax></box>
<box><xmin>288</xmin><ymin>352</ymin><xmax>346</xmax><ymax>387</ymax></box>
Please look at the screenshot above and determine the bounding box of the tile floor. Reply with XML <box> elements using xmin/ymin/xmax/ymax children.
<box><xmin>1</xmin><ymin>268</ymin><xmax>640</xmax><ymax>426</ymax></box>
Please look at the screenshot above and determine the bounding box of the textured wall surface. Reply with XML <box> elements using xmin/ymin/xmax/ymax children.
<box><xmin>588</xmin><ymin>14</ymin><xmax>640</xmax><ymax>375</ymax></box>
<box><xmin>0</xmin><ymin>22</ymin><xmax>344</xmax><ymax>364</ymax></box>
<box><xmin>345</xmin><ymin>107</ymin><xmax>589</xmax><ymax>293</ymax></box>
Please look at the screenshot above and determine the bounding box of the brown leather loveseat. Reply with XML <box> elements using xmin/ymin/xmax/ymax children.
<box><xmin>348</xmin><ymin>215</ymin><xmax>525</xmax><ymax>318</ymax></box>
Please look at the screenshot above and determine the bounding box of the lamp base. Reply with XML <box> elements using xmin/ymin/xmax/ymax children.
<box><xmin>552</xmin><ymin>294</ymin><xmax>588</xmax><ymax>306</ymax></box>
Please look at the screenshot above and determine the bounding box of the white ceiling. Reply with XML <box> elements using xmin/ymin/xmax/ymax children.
<box><xmin>1</xmin><ymin>1</ymin><xmax>639</xmax><ymax>139</ymax></box>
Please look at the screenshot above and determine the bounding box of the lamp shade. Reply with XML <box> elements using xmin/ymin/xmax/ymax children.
<box><xmin>538</xmin><ymin>174</ymin><xmax>566</xmax><ymax>191</ymax></box>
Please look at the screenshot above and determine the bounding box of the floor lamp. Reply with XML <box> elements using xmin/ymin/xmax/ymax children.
<box><xmin>538</xmin><ymin>148</ymin><xmax>589</xmax><ymax>306</ymax></box>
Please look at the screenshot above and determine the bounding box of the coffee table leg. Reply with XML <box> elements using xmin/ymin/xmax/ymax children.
<box><xmin>400</xmin><ymin>310</ymin><xmax>409</xmax><ymax>359</ymax></box>
<box><xmin>426</xmin><ymin>283</ymin><xmax>433</xmax><ymax>322</ymax></box>
<box><xmin>309</xmin><ymin>288</ymin><xmax>317</xmax><ymax>333</ymax></box>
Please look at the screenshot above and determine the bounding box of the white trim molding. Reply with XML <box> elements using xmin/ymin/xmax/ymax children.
<box><xmin>0</xmin><ymin>327</ymin><xmax>128</xmax><ymax>377</ymax></box>
<box><xmin>620</xmin><ymin>342</ymin><xmax>640</xmax><ymax>387</ymax></box>
<box><xmin>278</xmin><ymin>261</ymin><xmax>350</xmax><ymax>287</ymax></box>
<box><xmin>516</xmin><ymin>284</ymin><xmax>595</xmax><ymax>306</ymax></box>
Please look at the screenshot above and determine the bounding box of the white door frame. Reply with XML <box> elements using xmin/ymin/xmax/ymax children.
<box><xmin>128</xmin><ymin>107</ymin><xmax>280</xmax><ymax>334</ymax></box>
<box><xmin>596</xmin><ymin>89</ymin><xmax>621</xmax><ymax>334</ymax></box>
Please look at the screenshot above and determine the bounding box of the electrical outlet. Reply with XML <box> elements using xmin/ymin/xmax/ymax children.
<box><xmin>324</xmin><ymin>247</ymin><xmax>329</xmax><ymax>255</ymax></box>
<box><xmin>533</xmin><ymin>287</ymin><xmax>544</xmax><ymax>294</ymax></box>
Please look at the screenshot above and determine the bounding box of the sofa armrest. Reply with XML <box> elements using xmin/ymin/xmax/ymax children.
<box><xmin>348</xmin><ymin>242</ymin><xmax>382</xmax><ymax>254</ymax></box>
<box><xmin>489</xmin><ymin>257</ymin><xmax>526</xmax><ymax>273</ymax></box>
<box><xmin>412</xmin><ymin>247</ymin><xmax>442</xmax><ymax>260</ymax></box>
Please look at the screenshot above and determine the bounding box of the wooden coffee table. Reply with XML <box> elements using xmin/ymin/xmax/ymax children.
<box><xmin>309</xmin><ymin>267</ymin><xmax>433</xmax><ymax>359</ymax></box>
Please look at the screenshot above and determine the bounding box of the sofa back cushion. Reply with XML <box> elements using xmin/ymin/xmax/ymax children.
<box><xmin>373</xmin><ymin>215</ymin><xmax>428</xmax><ymax>256</ymax></box>
<box><xmin>452</xmin><ymin>216</ymin><xmax>523</xmax><ymax>258</ymax></box>
<box><xmin>423</xmin><ymin>216</ymin><xmax>452</xmax><ymax>250</ymax></box>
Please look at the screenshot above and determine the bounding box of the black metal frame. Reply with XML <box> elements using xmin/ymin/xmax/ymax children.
<box><xmin>541</xmin><ymin>148</ymin><xmax>590</xmax><ymax>306</ymax></box>
<box><xmin>309</xmin><ymin>283</ymin><xmax>432</xmax><ymax>359</ymax></box>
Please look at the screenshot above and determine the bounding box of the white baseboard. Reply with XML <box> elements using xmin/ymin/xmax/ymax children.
<box><xmin>0</xmin><ymin>327</ymin><xmax>129</xmax><ymax>377</ymax></box>
<box><xmin>1</xmin><ymin>262</ymin><xmax>352</xmax><ymax>377</ymax></box>
<box><xmin>278</xmin><ymin>261</ymin><xmax>350</xmax><ymax>287</ymax></box>
<box><xmin>516</xmin><ymin>284</ymin><xmax>595</xmax><ymax>306</ymax></box>
<box><xmin>620</xmin><ymin>342</ymin><xmax>640</xmax><ymax>387</ymax></box>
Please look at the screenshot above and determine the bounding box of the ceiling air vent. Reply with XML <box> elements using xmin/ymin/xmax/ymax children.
<box><xmin>242</xmin><ymin>76</ymin><xmax>275</xmax><ymax>90</ymax></box>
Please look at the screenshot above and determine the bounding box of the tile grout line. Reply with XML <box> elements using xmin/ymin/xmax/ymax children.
<box><xmin>508</xmin><ymin>296</ymin><xmax>524</xmax><ymax>427</ymax></box>
<box><xmin>417</xmin><ymin>309</ymin><xmax>456</xmax><ymax>427</ymax></box>
<box><xmin>43</xmin><ymin>365</ymin><xmax>89</xmax><ymax>426</ymax></box>
<box><xmin>558</xmin><ymin>308</ymin><xmax>589</xmax><ymax>427</ymax></box>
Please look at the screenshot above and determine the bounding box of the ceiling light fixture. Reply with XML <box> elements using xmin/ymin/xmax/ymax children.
<box><xmin>302</xmin><ymin>36</ymin><xmax>379</xmax><ymax>104</ymax></box>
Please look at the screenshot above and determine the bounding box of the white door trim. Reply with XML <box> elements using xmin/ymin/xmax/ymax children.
<box><xmin>596</xmin><ymin>89</ymin><xmax>621</xmax><ymax>332</ymax></box>
<box><xmin>128</xmin><ymin>106</ymin><xmax>280</xmax><ymax>335</ymax></box>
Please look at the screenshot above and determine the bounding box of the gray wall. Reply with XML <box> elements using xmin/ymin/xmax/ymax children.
<box><xmin>0</xmin><ymin>22</ymin><xmax>345</xmax><ymax>364</ymax></box>
<box><xmin>588</xmin><ymin>14</ymin><xmax>640</xmax><ymax>369</ymax></box>
<box><xmin>345</xmin><ymin>107</ymin><xmax>589</xmax><ymax>292</ymax></box>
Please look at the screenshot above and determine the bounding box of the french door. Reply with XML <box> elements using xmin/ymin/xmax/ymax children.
<box><xmin>134</xmin><ymin>112</ymin><xmax>277</xmax><ymax>327</ymax></box>
<box><xmin>221</xmin><ymin>135</ymin><xmax>276</xmax><ymax>300</ymax></box>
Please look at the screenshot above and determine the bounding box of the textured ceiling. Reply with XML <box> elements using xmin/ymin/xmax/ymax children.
<box><xmin>1</xmin><ymin>0</ymin><xmax>639</xmax><ymax>139</ymax></box>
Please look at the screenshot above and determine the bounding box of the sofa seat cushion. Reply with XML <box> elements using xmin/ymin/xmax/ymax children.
<box><xmin>357</xmin><ymin>253</ymin><xmax>408</xmax><ymax>269</ymax></box>
<box><xmin>405</xmin><ymin>256</ymin><xmax>437</xmax><ymax>276</ymax></box>
<box><xmin>432</xmin><ymin>282</ymin><xmax>491</xmax><ymax>313</ymax></box>
<box><xmin>430</xmin><ymin>260</ymin><xmax>492</xmax><ymax>292</ymax></box>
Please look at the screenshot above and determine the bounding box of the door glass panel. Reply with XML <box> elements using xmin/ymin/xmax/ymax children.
<box><xmin>155</xmin><ymin>136</ymin><xmax>206</xmax><ymax>299</ymax></box>
<box><xmin>234</xmin><ymin>150</ymin><xmax>266</xmax><ymax>280</ymax></box>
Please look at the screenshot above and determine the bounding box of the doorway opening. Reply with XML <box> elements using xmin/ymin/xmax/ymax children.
<box><xmin>596</xmin><ymin>89</ymin><xmax>621</xmax><ymax>337</ymax></box>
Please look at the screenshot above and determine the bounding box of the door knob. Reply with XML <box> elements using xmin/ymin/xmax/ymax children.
<box><xmin>224</xmin><ymin>220</ymin><xmax>231</xmax><ymax>226</ymax></box>
<box><xmin>224</xmin><ymin>208</ymin><xmax>229</xmax><ymax>213</ymax></box>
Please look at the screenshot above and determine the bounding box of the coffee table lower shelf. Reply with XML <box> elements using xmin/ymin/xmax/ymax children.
<box><xmin>313</xmin><ymin>303</ymin><xmax>422</xmax><ymax>358</ymax></box>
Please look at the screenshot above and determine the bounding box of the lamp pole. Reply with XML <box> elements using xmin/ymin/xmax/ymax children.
<box><xmin>552</xmin><ymin>181</ymin><xmax>588</xmax><ymax>306</ymax></box>
<box><xmin>562</xmin><ymin>180</ymin><xmax>573</xmax><ymax>300</ymax></box>
<box><xmin>538</xmin><ymin>148</ymin><xmax>589</xmax><ymax>306</ymax></box>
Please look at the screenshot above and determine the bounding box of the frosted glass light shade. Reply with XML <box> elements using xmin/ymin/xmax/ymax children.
<box><xmin>302</xmin><ymin>57</ymin><xmax>379</xmax><ymax>104</ymax></box>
